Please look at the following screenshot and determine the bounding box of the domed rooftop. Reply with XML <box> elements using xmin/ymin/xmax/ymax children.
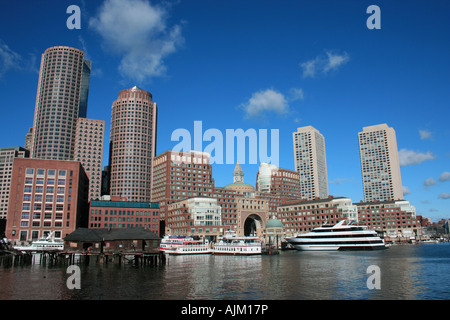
<box><xmin>224</xmin><ymin>182</ymin><xmax>255</xmax><ymax>190</ymax></box>
<box><xmin>223</xmin><ymin>161</ymin><xmax>255</xmax><ymax>192</ymax></box>
<box><xmin>266</xmin><ymin>217</ymin><xmax>284</xmax><ymax>229</ymax></box>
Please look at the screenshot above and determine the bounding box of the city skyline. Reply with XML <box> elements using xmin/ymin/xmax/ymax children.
<box><xmin>0</xmin><ymin>1</ymin><xmax>449</xmax><ymax>221</ymax></box>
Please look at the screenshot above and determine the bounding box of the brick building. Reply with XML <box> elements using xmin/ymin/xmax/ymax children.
<box><xmin>355</xmin><ymin>199</ymin><xmax>421</xmax><ymax>238</ymax></box>
<box><xmin>88</xmin><ymin>197</ymin><xmax>160</xmax><ymax>236</ymax></box>
<box><xmin>151</xmin><ymin>150</ymin><xmax>215</xmax><ymax>222</ymax></box>
<box><xmin>5</xmin><ymin>158</ymin><xmax>89</xmax><ymax>243</ymax></box>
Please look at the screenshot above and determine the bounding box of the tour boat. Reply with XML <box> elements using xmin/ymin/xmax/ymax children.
<box><xmin>160</xmin><ymin>235</ymin><xmax>197</xmax><ymax>252</ymax></box>
<box><xmin>166</xmin><ymin>239</ymin><xmax>211</xmax><ymax>255</ymax></box>
<box><xmin>213</xmin><ymin>231</ymin><xmax>262</xmax><ymax>255</ymax></box>
<box><xmin>13</xmin><ymin>232</ymin><xmax>64</xmax><ymax>252</ymax></box>
<box><xmin>285</xmin><ymin>220</ymin><xmax>387</xmax><ymax>251</ymax></box>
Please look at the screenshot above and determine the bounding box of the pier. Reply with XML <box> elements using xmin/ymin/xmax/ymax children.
<box><xmin>0</xmin><ymin>250</ymin><xmax>166</xmax><ymax>267</ymax></box>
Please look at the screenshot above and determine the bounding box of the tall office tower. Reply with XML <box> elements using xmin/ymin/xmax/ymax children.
<box><xmin>358</xmin><ymin>123</ymin><xmax>403</xmax><ymax>202</ymax></box>
<box><xmin>74</xmin><ymin>118</ymin><xmax>105</xmax><ymax>200</ymax></box>
<box><xmin>109</xmin><ymin>86</ymin><xmax>158</xmax><ymax>202</ymax></box>
<box><xmin>256</xmin><ymin>162</ymin><xmax>278</xmax><ymax>192</ymax></box>
<box><xmin>293</xmin><ymin>126</ymin><xmax>329</xmax><ymax>200</ymax></box>
<box><xmin>24</xmin><ymin>128</ymin><xmax>33</xmax><ymax>151</ymax></box>
<box><xmin>0</xmin><ymin>147</ymin><xmax>29</xmax><ymax>219</ymax></box>
<box><xmin>30</xmin><ymin>46</ymin><xmax>91</xmax><ymax>160</ymax></box>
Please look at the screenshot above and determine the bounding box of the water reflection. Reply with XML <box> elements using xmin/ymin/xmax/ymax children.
<box><xmin>1</xmin><ymin>244</ymin><xmax>449</xmax><ymax>300</ymax></box>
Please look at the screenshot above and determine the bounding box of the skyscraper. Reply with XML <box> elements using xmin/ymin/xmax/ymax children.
<box><xmin>0</xmin><ymin>147</ymin><xmax>29</xmax><ymax>219</ymax></box>
<box><xmin>293</xmin><ymin>126</ymin><xmax>329</xmax><ymax>200</ymax></box>
<box><xmin>109</xmin><ymin>86</ymin><xmax>158</xmax><ymax>202</ymax></box>
<box><xmin>358</xmin><ymin>123</ymin><xmax>403</xmax><ymax>202</ymax></box>
<box><xmin>74</xmin><ymin>118</ymin><xmax>105</xmax><ymax>200</ymax></box>
<box><xmin>30</xmin><ymin>46</ymin><xmax>91</xmax><ymax>160</ymax></box>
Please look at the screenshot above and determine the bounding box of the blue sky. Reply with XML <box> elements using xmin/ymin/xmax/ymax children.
<box><xmin>0</xmin><ymin>0</ymin><xmax>449</xmax><ymax>221</ymax></box>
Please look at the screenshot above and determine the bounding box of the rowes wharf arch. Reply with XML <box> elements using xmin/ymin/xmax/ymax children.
<box><xmin>224</xmin><ymin>162</ymin><xmax>270</xmax><ymax>237</ymax></box>
<box><xmin>242</xmin><ymin>213</ymin><xmax>266</xmax><ymax>237</ymax></box>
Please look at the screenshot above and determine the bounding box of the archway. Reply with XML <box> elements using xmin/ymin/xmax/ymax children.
<box><xmin>243</xmin><ymin>214</ymin><xmax>263</xmax><ymax>236</ymax></box>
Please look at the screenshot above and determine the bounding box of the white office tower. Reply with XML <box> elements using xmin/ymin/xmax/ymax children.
<box><xmin>293</xmin><ymin>126</ymin><xmax>329</xmax><ymax>200</ymax></box>
<box><xmin>358</xmin><ymin>124</ymin><xmax>403</xmax><ymax>202</ymax></box>
<box><xmin>256</xmin><ymin>163</ymin><xmax>278</xmax><ymax>192</ymax></box>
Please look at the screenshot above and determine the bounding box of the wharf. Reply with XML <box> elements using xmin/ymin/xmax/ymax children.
<box><xmin>0</xmin><ymin>250</ymin><xmax>166</xmax><ymax>267</ymax></box>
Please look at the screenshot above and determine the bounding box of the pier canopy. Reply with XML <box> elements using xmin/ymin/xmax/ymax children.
<box><xmin>64</xmin><ymin>228</ymin><xmax>160</xmax><ymax>253</ymax></box>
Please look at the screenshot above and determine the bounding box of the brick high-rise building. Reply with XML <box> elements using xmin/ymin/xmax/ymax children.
<box><xmin>293</xmin><ymin>126</ymin><xmax>329</xmax><ymax>200</ymax></box>
<box><xmin>151</xmin><ymin>151</ymin><xmax>215</xmax><ymax>220</ymax></box>
<box><xmin>5</xmin><ymin>158</ymin><xmax>89</xmax><ymax>243</ymax></box>
<box><xmin>30</xmin><ymin>46</ymin><xmax>91</xmax><ymax>161</ymax></box>
<box><xmin>358</xmin><ymin>124</ymin><xmax>403</xmax><ymax>202</ymax></box>
<box><xmin>109</xmin><ymin>86</ymin><xmax>158</xmax><ymax>202</ymax></box>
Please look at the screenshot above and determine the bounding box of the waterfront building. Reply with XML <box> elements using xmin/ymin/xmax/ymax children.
<box><xmin>222</xmin><ymin>164</ymin><xmax>270</xmax><ymax>237</ymax></box>
<box><xmin>0</xmin><ymin>147</ymin><xmax>29</xmax><ymax>219</ymax></box>
<box><xmin>213</xmin><ymin>187</ymin><xmax>238</xmax><ymax>231</ymax></box>
<box><xmin>277</xmin><ymin>196</ymin><xmax>355</xmax><ymax>237</ymax></box>
<box><xmin>64</xmin><ymin>227</ymin><xmax>160</xmax><ymax>253</ymax></box>
<box><xmin>151</xmin><ymin>150</ymin><xmax>215</xmax><ymax>223</ymax></box>
<box><xmin>5</xmin><ymin>158</ymin><xmax>89</xmax><ymax>243</ymax></box>
<box><xmin>256</xmin><ymin>163</ymin><xmax>301</xmax><ymax>201</ymax></box>
<box><xmin>74</xmin><ymin>118</ymin><xmax>105</xmax><ymax>200</ymax></box>
<box><xmin>293</xmin><ymin>126</ymin><xmax>329</xmax><ymax>200</ymax></box>
<box><xmin>30</xmin><ymin>46</ymin><xmax>91</xmax><ymax>161</ymax></box>
<box><xmin>109</xmin><ymin>86</ymin><xmax>158</xmax><ymax>202</ymax></box>
<box><xmin>88</xmin><ymin>197</ymin><xmax>160</xmax><ymax>236</ymax></box>
<box><xmin>358</xmin><ymin>123</ymin><xmax>403</xmax><ymax>202</ymax></box>
<box><xmin>167</xmin><ymin>197</ymin><xmax>222</xmax><ymax>238</ymax></box>
<box><xmin>355</xmin><ymin>199</ymin><xmax>420</xmax><ymax>239</ymax></box>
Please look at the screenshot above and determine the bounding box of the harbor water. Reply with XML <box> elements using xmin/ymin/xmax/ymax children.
<box><xmin>1</xmin><ymin>243</ymin><xmax>449</xmax><ymax>300</ymax></box>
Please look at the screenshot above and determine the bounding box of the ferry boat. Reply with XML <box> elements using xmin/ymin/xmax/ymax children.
<box><xmin>213</xmin><ymin>231</ymin><xmax>262</xmax><ymax>255</ymax></box>
<box><xmin>160</xmin><ymin>235</ymin><xmax>200</xmax><ymax>252</ymax></box>
<box><xmin>13</xmin><ymin>232</ymin><xmax>64</xmax><ymax>252</ymax></box>
<box><xmin>166</xmin><ymin>239</ymin><xmax>211</xmax><ymax>255</ymax></box>
<box><xmin>285</xmin><ymin>220</ymin><xmax>387</xmax><ymax>251</ymax></box>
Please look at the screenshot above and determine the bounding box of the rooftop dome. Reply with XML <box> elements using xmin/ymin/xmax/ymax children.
<box><xmin>266</xmin><ymin>217</ymin><xmax>284</xmax><ymax>229</ymax></box>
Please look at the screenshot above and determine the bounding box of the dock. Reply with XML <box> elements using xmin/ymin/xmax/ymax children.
<box><xmin>0</xmin><ymin>250</ymin><xmax>166</xmax><ymax>267</ymax></box>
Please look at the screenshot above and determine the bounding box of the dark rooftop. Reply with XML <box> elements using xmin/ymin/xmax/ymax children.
<box><xmin>64</xmin><ymin>228</ymin><xmax>160</xmax><ymax>242</ymax></box>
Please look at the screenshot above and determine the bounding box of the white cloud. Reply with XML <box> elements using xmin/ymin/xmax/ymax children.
<box><xmin>419</xmin><ymin>130</ymin><xmax>432</xmax><ymax>140</ymax></box>
<box><xmin>438</xmin><ymin>192</ymin><xmax>450</xmax><ymax>199</ymax></box>
<box><xmin>240</xmin><ymin>89</ymin><xmax>289</xmax><ymax>119</ymax></box>
<box><xmin>89</xmin><ymin>0</ymin><xmax>183</xmax><ymax>83</ymax></box>
<box><xmin>289</xmin><ymin>88</ymin><xmax>305</xmax><ymax>101</ymax></box>
<box><xmin>0</xmin><ymin>40</ymin><xmax>37</xmax><ymax>78</ymax></box>
<box><xmin>438</xmin><ymin>171</ymin><xmax>450</xmax><ymax>182</ymax></box>
<box><xmin>398</xmin><ymin>149</ymin><xmax>437</xmax><ymax>166</ymax></box>
<box><xmin>424</xmin><ymin>177</ymin><xmax>437</xmax><ymax>188</ymax></box>
<box><xmin>300</xmin><ymin>50</ymin><xmax>349</xmax><ymax>78</ymax></box>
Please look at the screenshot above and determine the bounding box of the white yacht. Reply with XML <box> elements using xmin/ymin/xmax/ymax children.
<box><xmin>13</xmin><ymin>232</ymin><xmax>64</xmax><ymax>252</ymax></box>
<box><xmin>213</xmin><ymin>231</ymin><xmax>261</xmax><ymax>255</ymax></box>
<box><xmin>285</xmin><ymin>220</ymin><xmax>387</xmax><ymax>251</ymax></box>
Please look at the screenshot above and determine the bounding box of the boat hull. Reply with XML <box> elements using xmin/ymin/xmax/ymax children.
<box><xmin>289</xmin><ymin>244</ymin><xmax>387</xmax><ymax>251</ymax></box>
<box><xmin>167</xmin><ymin>248</ymin><xmax>211</xmax><ymax>255</ymax></box>
<box><xmin>212</xmin><ymin>246</ymin><xmax>261</xmax><ymax>255</ymax></box>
